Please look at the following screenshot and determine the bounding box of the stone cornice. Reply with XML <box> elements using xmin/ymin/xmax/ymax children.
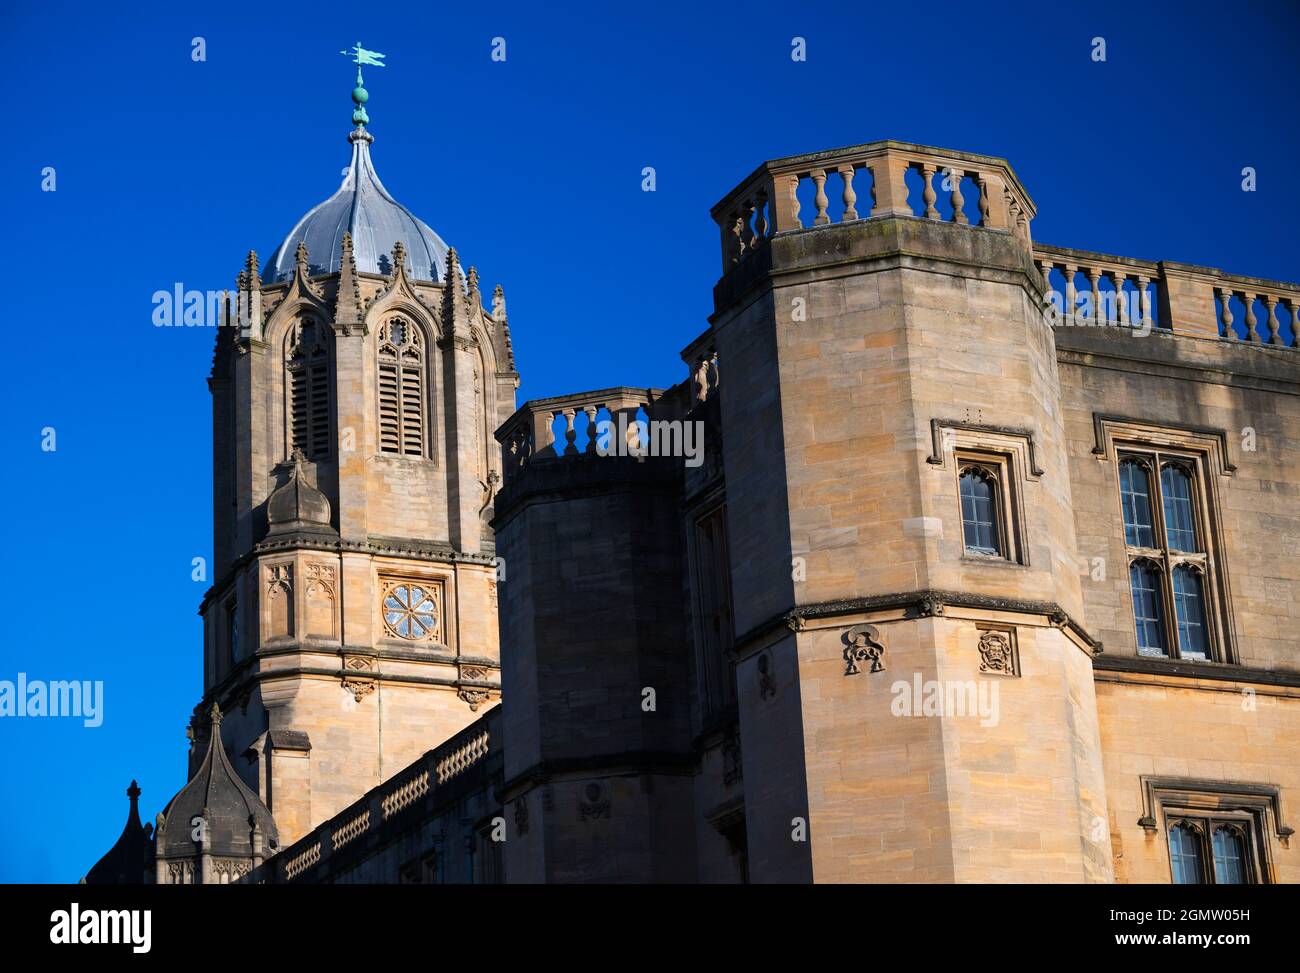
<box><xmin>731</xmin><ymin>590</ymin><xmax>1100</xmax><ymax>661</ymax></box>
<box><xmin>201</xmin><ymin>536</ymin><xmax>497</xmax><ymax>613</ymax></box>
<box><xmin>1092</xmin><ymin>653</ymin><xmax>1300</xmax><ymax>692</ymax></box>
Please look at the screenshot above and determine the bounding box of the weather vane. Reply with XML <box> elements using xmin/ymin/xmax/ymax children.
<box><xmin>340</xmin><ymin>42</ymin><xmax>386</xmax><ymax>127</ymax></box>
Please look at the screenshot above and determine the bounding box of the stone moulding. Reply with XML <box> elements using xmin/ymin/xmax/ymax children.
<box><xmin>1090</xmin><ymin>413</ymin><xmax>1237</xmax><ymax>476</ymax></box>
<box><xmin>734</xmin><ymin>589</ymin><xmax>1101</xmax><ymax>663</ymax></box>
<box><xmin>1136</xmin><ymin>776</ymin><xmax>1293</xmax><ymax>846</ymax></box>
<box><xmin>925</xmin><ymin>418</ymin><xmax>1045</xmax><ymax>478</ymax></box>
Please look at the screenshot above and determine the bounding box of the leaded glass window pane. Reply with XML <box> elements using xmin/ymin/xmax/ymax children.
<box><xmin>960</xmin><ymin>469</ymin><xmax>1000</xmax><ymax>556</ymax></box>
<box><xmin>1161</xmin><ymin>464</ymin><xmax>1198</xmax><ymax>552</ymax></box>
<box><xmin>1130</xmin><ymin>561</ymin><xmax>1167</xmax><ymax>656</ymax></box>
<box><xmin>1169</xmin><ymin>822</ymin><xmax>1204</xmax><ymax>884</ymax></box>
<box><xmin>1120</xmin><ymin>459</ymin><xmax>1156</xmax><ymax>548</ymax></box>
<box><xmin>1172</xmin><ymin>566</ymin><xmax>1209</xmax><ymax>659</ymax></box>
<box><xmin>1212</xmin><ymin>826</ymin><xmax>1247</xmax><ymax>884</ymax></box>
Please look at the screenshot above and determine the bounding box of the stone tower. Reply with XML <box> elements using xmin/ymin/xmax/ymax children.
<box><xmin>708</xmin><ymin>143</ymin><xmax>1112</xmax><ymax>882</ymax></box>
<box><xmin>198</xmin><ymin>80</ymin><xmax>517</xmax><ymax>845</ymax></box>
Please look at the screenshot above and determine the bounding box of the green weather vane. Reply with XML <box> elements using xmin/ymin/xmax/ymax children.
<box><xmin>340</xmin><ymin>42</ymin><xmax>386</xmax><ymax>127</ymax></box>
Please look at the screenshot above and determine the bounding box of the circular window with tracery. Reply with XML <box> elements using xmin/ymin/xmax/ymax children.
<box><xmin>382</xmin><ymin>583</ymin><xmax>439</xmax><ymax>641</ymax></box>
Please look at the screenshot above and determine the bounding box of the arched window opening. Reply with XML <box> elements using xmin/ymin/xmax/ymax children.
<box><xmin>1172</xmin><ymin>565</ymin><xmax>1209</xmax><ymax>659</ymax></box>
<box><xmin>1160</xmin><ymin>462</ymin><xmax>1198</xmax><ymax>552</ymax></box>
<box><xmin>1129</xmin><ymin>560</ymin><xmax>1166</xmax><ymax>657</ymax></box>
<box><xmin>378</xmin><ymin>318</ymin><xmax>425</xmax><ymax>456</ymax></box>
<box><xmin>1168</xmin><ymin>821</ymin><xmax>1204</xmax><ymax>884</ymax></box>
<box><xmin>286</xmin><ymin>317</ymin><xmax>330</xmax><ymax>460</ymax></box>
<box><xmin>1119</xmin><ymin>458</ymin><xmax>1156</xmax><ymax>548</ymax></box>
<box><xmin>959</xmin><ymin>467</ymin><xmax>1001</xmax><ymax>556</ymax></box>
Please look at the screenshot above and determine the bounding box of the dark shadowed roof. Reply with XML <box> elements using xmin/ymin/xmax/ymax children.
<box><xmin>83</xmin><ymin>780</ymin><xmax>150</xmax><ymax>884</ymax></box>
<box><xmin>156</xmin><ymin>704</ymin><xmax>278</xmax><ymax>859</ymax></box>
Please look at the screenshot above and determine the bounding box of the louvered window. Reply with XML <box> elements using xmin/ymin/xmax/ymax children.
<box><xmin>378</xmin><ymin>318</ymin><xmax>425</xmax><ymax>456</ymax></box>
<box><xmin>286</xmin><ymin>318</ymin><xmax>330</xmax><ymax>459</ymax></box>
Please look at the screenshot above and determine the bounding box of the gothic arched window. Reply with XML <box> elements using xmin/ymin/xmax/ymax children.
<box><xmin>378</xmin><ymin>318</ymin><xmax>425</xmax><ymax>456</ymax></box>
<box><xmin>1166</xmin><ymin>815</ymin><xmax>1258</xmax><ymax>884</ymax></box>
<box><xmin>959</xmin><ymin>466</ymin><xmax>1001</xmax><ymax>556</ymax></box>
<box><xmin>1172</xmin><ymin>564</ymin><xmax>1209</xmax><ymax>659</ymax></box>
<box><xmin>285</xmin><ymin>317</ymin><xmax>330</xmax><ymax>460</ymax></box>
<box><xmin>1119</xmin><ymin>458</ymin><xmax>1156</xmax><ymax>548</ymax></box>
<box><xmin>1118</xmin><ymin>449</ymin><xmax>1220</xmax><ymax>660</ymax></box>
<box><xmin>1160</xmin><ymin>462</ymin><xmax>1198</xmax><ymax>552</ymax></box>
<box><xmin>1168</xmin><ymin>821</ymin><xmax>1204</xmax><ymax>884</ymax></box>
<box><xmin>1129</xmin><ymin>559</ymin><xmax>1166</xmax><ymax>656</ymax></box>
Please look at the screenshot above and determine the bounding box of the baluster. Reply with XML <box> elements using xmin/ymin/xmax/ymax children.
<box><xmin>544</xmin><ymin>410</ymin><xmax>559</xmax><ymax>452</ymax></box>
<box><xmin>1216</xmin><ymin>288</ymin><xmax>1235</xmax><ymax>339</ymax></box>
<box><xmin>1136</xmin><ymin>274</ymin><xmax>1153</xmax><ymax>330</ymax></box>
<box><xmin>1063</xmin><ymin>264</ymin><xmax>1078</xmax><ymax>326</ymax></box>
<box><xmin>977</xmin><ymin>175</ymin><xmax>990</xmax><ymax>226</ymax></box>
<box><xmin>1264</xmin><ymin>295</ymin><xmax>1281</xmax><ymax>345</ymax></box>
<box><xmin>1087</xmin><ymin>268</ymin><xmax>1102</xmax><ymax>325</ymax></box>
<box><xmin>753</xmin><ymin>189</ymin><xmax>769</xmax><ymax>242</ymax></box>
<box><xmin>1243</xmin><ymin>293</ymin><xmax>1258</xmax><ymax>342</ymax></box>
<box><xmin>810</xmin><ymin>169</ymin><xmax>830</xmax><ymax>225</ymax></box>
<box><xmin>1038</xmin><ymin>259</ymin><xmax>1056</xmax><ymax>321</ymax></box>
<box><xmin>788</xmin><ymin>174</ymin><xmax>802</xmax><ymax>230</ymax></box>
<box><xmin>584</xmin><ymin>406</ymin><xmax>599</xmax><ymax>453</ymax></box>
<box><xmin>838</xmin><ymin>164</ymin><xmax>858</xmax><ymax>221</ymax></box>
<box><xmin>1007</xmin><ymin>195</ymin><xmax>1024</xmax><ymax>245</ymax></box>
<box><xmin>1288</xmin><ymin>299</ymin><xmax>1300</xmax><ymax>348</ymax></box>
<box><xmin>739</xmin><ymin>198</ymin><xmax>756</xmax><ymax>255</ymax></box>
<box><xmin>920</xmin><ymin>164</ymin><xmax>939</xmax><ymax>219</ymax></box>
<box><xmin>1112</xmin><ymin>271</ymin><xmax>1129</xmax><ymax>327</ymax></box>
<box><xmin>948</xmin><ymin>168</ymin><xmax>968</xmax><ymax>225</ymax></box>
<box><xmin>728</xmin><ymin>211</ymin><xmax>743</xmax><ymax>267</ymax></box>
<box><xmin>562</xmin><ymin>409</ymin><xmax>578</xmax><ymax>455</ymax></box>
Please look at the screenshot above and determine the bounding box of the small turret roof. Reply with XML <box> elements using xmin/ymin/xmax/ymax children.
<box><xmin>156</xmin><ymin>704</ymin><xmax>278</xmax><ymax>859</ymax></box>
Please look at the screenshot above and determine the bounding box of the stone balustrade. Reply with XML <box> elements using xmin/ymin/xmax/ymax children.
<box><xmin>711</xmin><ymin>140</ymin><xmax>1037</xmax><ymax>271</ymax></box>
<box><xmin>1214</xmin><ymin>276</ymin><xmax>1300</xmax><ymax>346</ymax></box>
<box><xmin>1035</xmin><ymin>243</ymin><xmax>1300</xmax><ymax>348</ymax></box>
<box><xmin>257</xmin><ymin>709</ymin><xmax>500</xmax><ymax>884</ymax></box>
<box><xmin>680</xmin><ymin>329</ymin><xmax>719</xmax><ymax>406</ymax></box>
<box><xmin>495</xmin><ymin>387</ymin><xmax>669</xmax><ymax>483</ymax></box>
<box><xmin>1034</xmin><ymin>244</ymin><xmax>1163</xmax><ymax>330</ymax></box>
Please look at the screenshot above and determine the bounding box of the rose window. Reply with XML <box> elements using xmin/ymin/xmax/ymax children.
<box><xmin>383</xmin><ymin>584</ymin><xmax>438</xmax><ymax>640</ymax></box>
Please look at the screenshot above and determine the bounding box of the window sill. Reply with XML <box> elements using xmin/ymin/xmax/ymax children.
<box><xmin>959</xmin><ymin>553</ymin><xmax>1026</xmax><ymax>570</ymax></box>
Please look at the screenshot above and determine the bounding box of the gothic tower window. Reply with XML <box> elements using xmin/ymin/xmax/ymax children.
<box><xmin>1118</xmin><ymin>453</ymin><xmax>1218</xmax><ymax>660</ymax></box>
<box><xmin>378</xmin><ymin>318</ymin><xmax>426</xmax><ymax>456</ymax></box>
<box><xmin>1167</xmin><ymin>818</ymin><xmax>1256</xmax><ymax>884</ymax></box>
<box><xmin>958</xmin><ymin>466</ymin><xmax>1003</xmax><ymax>556</ymax></box>
<box><xmin>285</xmin><ymin>317</ymin><xmax>331</xmax><ymax>460</ymax></box>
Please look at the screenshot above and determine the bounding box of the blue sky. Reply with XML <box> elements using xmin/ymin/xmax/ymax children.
<box><xmin>0</xmin><ymin>0</ymin><xmax>1295</xmax><ymax>882</ymax></box>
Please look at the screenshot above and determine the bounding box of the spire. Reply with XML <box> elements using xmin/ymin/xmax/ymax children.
<box><xmin>237</xmin><ymin>250</ymin><xmax>263</xmax><ymax>338</ymax></box>
<box><xmin>243</xmin><ymin>250</ymin><xmax>261</xmax><ymax>290</ymax></box>
<box><xmin>335</xmin><ymin>231</ymin><xmax>362</xmax><ymax>328</ymax></box>
<box><xmin>83</xmin><ymin>780</ymin><xmax>150</xmax><ymax>884</ymax></box>
<box><xmin>390</xmin><ymin>240</ymin><xmax>407</xmax><ymax>281</ymax></box>
<box><xmin>295</xmin><ymin>240</ymin><xmax>310</xmax><ymax>280</ymax></box>
<box><xmin>441</xmin><ymin>247</ymin><xmax>471</xmax><ymax>338</ymax></box>
<box><xmin>467</xmin><ymin>266</ymin><xmax>482</xmax><ymax>314</ymax></box>
<box><xmin>492</xmin><ymin>284</ymin><xmax>507</xmax><ymax>321</ymax></box>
